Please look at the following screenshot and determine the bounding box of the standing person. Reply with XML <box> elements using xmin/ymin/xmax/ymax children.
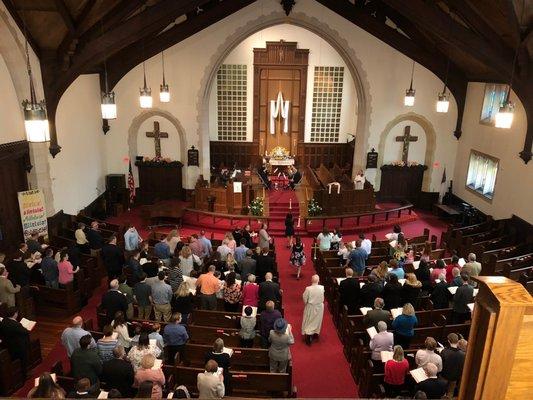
<box><xmin>242</xmin><ymin>274</ymin><xmax>259</xmax><ymax>307</ymax></box>
<box><xmin>258</xmin><ymin>272</ymin><xmax>281</xmax><ymax>311</ymax></box>
<box><xmin>392</xmin><ymin>303</ymin><xmax>418</xmax><ymax>350</ymax></box>
<box><xmin>255</xmin><ymin>248</ymin><xmax>275</xmax><ymax>283</ymax></box>
<box><xmin>462</xmin><ymin>253</ymin><xmax>482</xmax><ymax>281</ymax></box>
<box><xmin>223</xmin><ymin>272</ymin><xmax>242</xmax><ymax>312</ymax></box>
<box><xmin>363</xmin><ymin>298</ymin><xmax>391</xmax><ymax>329</ymax></box>
<box><xmin>452</xmin><ymin>272</ymin><xmax>474</xmax><ymax>323</ymax></box>
<box><xmin>28</xmin><ymin>372</ymin><xmax>66</xmax><ymax>399</ymax></box>
<box><xmin>153</xmin><ymin>235</ymin><xmax>171</xmax><ymax>266</ymax></box>
<box><xmin>0</xmin><ymin>307</ymin><xmax>30</xmax><ymax>374</ymax></box>
<box><xmin>284</xmin><ymin>213</ymin><xmax>295</xmax><ymax>248</ymax></box>
<box><xmin>446</xmin><ymin>255</ymin><xmax>462</xmax><ymax>283</ymax></box>
<box><xmin>101</xmin><ymin>279</ymin><xmax>128</xmax><ymax>324</ymax></box>
<box><xmin>316</xmin><ymin>228</ymin><xmax>333</xmax><ymax>251</ymax></box>
<box><xmin>171</xmin><ymin>282</ymin><xmax>194</xmax><ymax>325</ymax></box>
<box><xmin>197</xmin><ymin>360</ymin><xmax>225</xmax><ymax>399</ymax></box>
<box><xmin>359</xmin><ymin>233</ymin><xmax>372</xmax><ymax>257</ymax></box>
<box><xmin>97</xmin><ymin>324</ymin><xmax>119</xmax><ymax>362</ymax></box>
<box><xmin>402</xmin><ymin>273</ymin><xmax>422</xmax><ymax>307</ymax></box>
<box><xmin>384</xmin><ymin>345</ymin><xmax>410</xmax><ymax>397</ymax></box>
<box><xmin>289</xmin><ymin>236</ymin><xmax>306</xmax><ymax>280</ymax></box>
<box><xmin>204</xmin><ymin>338</ymin><xmax>231</xmax><ymax>390</ymax></box>
<box><xmin>133</xmin><ymin>273</ymin><xmax>153</xmax><ymax>320</ymax></box>
<box><xmin>101</xmin><ymin>346</ymin><xmax>135</xmax><ymax>398</ymax></box>
<box><xmin>238</xmin><ymin>250</ymin><xmax>256</xmax><ymax>283</ymax></box>
<box><xmin>339</xmin><ymin>268</ymin><xmax>360</xmax><ymax>314</ymax></box>
<box><xmin>166</xmin><ymin>229</ymin><xmax>181</xmax><ymax>256</ymax></box>
<box><xmin>133</xmin><ymin>354</ymin><xmax>166</xmax><ymax>399</ymax></box>
<box><xmin>61</xmin><ymin>316</ymin><xmax>96</xmax><ymax>357</ymax></box>
<box><xmin>118</xmin><ymin>275</ymin><xmax>134</xmax><ymax>319</ymax></box>
<box><xmin>224</xmin><ymin>232</ymin><xmax>237</xmax><ymax>252</ymax></box>
<box><xmin>268</xmin><ymin>318</ymin><xmax>294</xmax><ymax>373</ymax></box>
<box><xmin>124</xmin><ymin>224</ymin><xmax>142</xmax><ymax>252</ymax></box>
<box><xmin>198</xmin><ymin>230</ymin><xmax>213</xmax><ymax>257</ymax></box>
<box><xmin>260</xmin><ymin>301</ymin><xmax>282</xmax><ymax>348</ymax></box>
<box><xmin>86</xmin><ymin>221</ymin><xmax>103</xmax><ymax>253</ymax></box>
<box><xmin>239</xmin><ymin>306</ymin><xmax>257</xmax><ymax>348</ymax></box>
<box><xmin>167</xmin><ymin>258</ymin><xmax>184</xmax><ymax>292</ymax></box>
<box><xmin>258</xmin><ymin>223</ymin><xmax>271</xmax><ymax>250</ymax></box>
<box><xmin>163</xmin><ymin>312</ymin><xmax>189</xmax><ymax>363</ymax></box>
<box><xmin>128</xmin><ymin>333</ymin><xmax>161</xmax><ymax>371</ymax></box>
<box><xmin>112</xmin><ymin>311</ymin><xmax>131</xmax><ymax>350</ymax></box>
<box><xmin>301</xmin><ymin>275</ymin><xmax>324</xmax><ymax>346</ymax></box>
<box><xmin>241</xmin><ymin>224</ymin><xmax>254</xmax><ymax>249</ymax></box>
<box><xmin>101</xmin><ymin>235</ymin><xmax>124</xmax><ymax>280</ymax></box>
<box><xmin>440</xmin><ymin>333</ymin><xmax>466</xmax><ymax>398</ymax></box>
<box><xmin>189</xmin><ymin>234</ymin><xmax>207</xmax><ymax>259</ymax></box>
<box><xmin>75</xmin><ymin>223</ymin><xmax>90</xmax><ymax>254</ymax></box>
<box><xmin>151</xmin><ymin>271</ymin><xmax>173</xmax><ymax>322</ymax></box>
<box><xmin>179</xmin><ymin>245</ymin><xmax>200</xmax><ymax>277</ymax></box>
<box><xmin>58</xmin><ymin>251</ymin><xmax>79</xmax><ymax>286</ymax></box>
<box><xmin>40</xmin><ymin>248</ymin><xmax>59</xmax><ymax>288</ymax></box>
<box><xmin>196</xmin><ymin>265</ymin><xmax>220</xmax><ymax>310</ymax></box>
<box><xmin>348</xmin><ymin>240</ymin><xmax>367</xmax><ymax>276</ymax></box>
<box><xmin>70</xmin><ymin>335</ymin><xmax>102</xmax><ymax>386</ymax></box>
<box><xmin>431</xmin><ymin>273</ymin><xmax>452</xmax><ymax>309</ymax></box>
<box><xmin>369</xmin><ymin>321</ymin><xmax>394</xmax><ymax>360</ymax></box>
<box><xmin>233</xmin><ymin>239</ymin><xmax>249</xmax><ymax>263</ymax></box>
<box><xmin>330</xmin><ymin>227</ymin><xmax>342</xmax><ymax>251</ymax></box>
<box><xmin>0</xmin><ymin>265</ymin><xmax>20</xmax><ymax>307</ymax></box>
<box><xmin>126</xmin><ymin>251</ymin><xmax>143</xmax><ymax>283</ymax></box>
<box><xmin>382</xmin><ymin>274</ymin><xmax>403</xmax><ymax>310</ymax></box>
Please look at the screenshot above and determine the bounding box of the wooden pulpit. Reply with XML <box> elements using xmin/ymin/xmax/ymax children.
<box><xmin>459</xmin><ymin>276</ymin><xmax>533</xmax><ymax>399</ymax></box>
<box><xmin>135</xmin><ymin>160</ymin><xmax>184</xmax><ymax>204</ymax></box>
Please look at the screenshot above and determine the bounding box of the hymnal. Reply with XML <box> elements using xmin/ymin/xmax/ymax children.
<box><xmin>410</xmin><ymin>367</ymin><xmax>428</xmax><ymax>383</ymax></box>
<box><xmin>366</xmin><ymin>326</ymin><xmax>377</xmax><ymax>339</ymax></box>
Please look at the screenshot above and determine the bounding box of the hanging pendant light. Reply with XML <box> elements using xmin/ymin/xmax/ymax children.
<box><xmin>22</xmin><ymin>30</ymin><xmax>49</xmax><ymax>142</ymax></box>
<box><xmin>159</xmin><ymin>51</ymin><xmax>170</xmax><ymax>103</ymax></box>
<box><xmin>101</xmin><ymin>60</ymin><xmax>116</xmax><ymax>119</ymax></box>
<box><xmin>139</xmin><ymin>62</ymin><xmax>152</xmax><ymax>109</ymax></box>
<box><xmin>436</xmin><ymin>86</ymin><xmax>450</xmax><ymax>113</ymax></box>
<box><xmin>404</xmin><ymin>60</ymin><xmax>416</xmax><ymax>106</ymax></box>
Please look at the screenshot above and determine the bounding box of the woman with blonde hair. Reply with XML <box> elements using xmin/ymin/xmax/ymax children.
<box><xmin>392</xmin><ymin>303</ymin><xmax>418</xmax><ymax>350</ymax></box>
<box><xmin>179</xmin><ymin>245</ymin><xmax>200</xmax><ymax>276</ymax></box>
<box><xmin>370</xmin><ymin>261</ymin><xmax>389</xmax><ymax>284</ymax></box>
<box><xmin>224</xmin><ymin>232</ymin><xmax>237</xmax><ymax>251</ymax></box>
<box><xmin>171</xmin><ymin>281</ymin><xmax>194</xmax><ymax>324</ymax></box>
<box><xmin>384</xmin><ymin>345</ymin><xmax>410</xmax><ymax>397</ymax></box>
<box><xmin>224</xmin><ymin>252</ymin><xmax>238</xmax><ymax>274</ymax></box>
<box><xmin>133</xmin><ymin>354</ymin><xmax>166</xmax><ymax>399</ymax></box>
<box><xmin>415</xmin><ymin>336</ymin><xmax>443</xmax><ymax>372</ymax></box>
<box><xmin>166</xmin><ymin>229</ymin><xmax>181</xmax><ymax>255</ymax></box>
<box><xmin>420</xmin><ymin>241</ymin><xmax>432</xmax><ymax>262</ymax></box>
<box><xmin>402</xmin><ymin>272</ymin><xmax>422</xmax><ymax>306</ymax></box>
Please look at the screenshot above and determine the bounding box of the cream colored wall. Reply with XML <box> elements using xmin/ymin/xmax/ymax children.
<box><xmin>383</xmin><ymin>121</ymin><xmax>427</xmax><ymax>165</ymax></box>
<box><xmin>50</xmin><ymin>74</ymin><xmax>107</xmax><ymax>214</ymax></box>
<box><xmin>0</xmin><ymin>54</ymin><xmax>24</xmax><ymax>143</ymax></box>
<box><xmin>452</xmin><ymin>82</ymin><xmax>533</xmax><ymax>223</ymax></box>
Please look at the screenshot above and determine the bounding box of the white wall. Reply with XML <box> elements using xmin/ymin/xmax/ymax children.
<box><xmin>383</xmin><ymin>121</ymin><xmax>427</xmax><ymax>165</ymax></box>
<box><xmin>207</xmin><ymin>24</ymin><xmax>358</xmax><ymax>144</ymax></box>
<box><xmin>453</xmin><ymin>82</ymin><xmax>533</xmax><ymax>223</ymax></box>
<box><xmin>0</xmin><ymin>53</ymin><xmax>24</xmax><ymax>144</ymax></box>
<box><xmin>50</xmin><ymin>74</ymin><xmax>107</xmax><ymax>214</ymax></box>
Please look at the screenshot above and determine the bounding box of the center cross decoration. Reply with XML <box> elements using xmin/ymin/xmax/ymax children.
<box><xmin>395</xmin><ymin>125</ymin><xmax>418</xmax><ymax>163</ymax></box>
<box><xmin>146</xmin><ymin>121</ymin><xmax>168</xmax><ymax>158</ymax></box>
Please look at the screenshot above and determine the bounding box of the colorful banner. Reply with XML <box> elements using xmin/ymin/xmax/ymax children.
<box><xmin>18</xmin><ymin>189</ymin><xmax>48</xmax><ymax>239</ymax></box>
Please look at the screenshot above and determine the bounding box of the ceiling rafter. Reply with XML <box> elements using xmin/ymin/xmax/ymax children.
<box><xmin>53</xmin><ymin>0</ymin><xmax>75</xmax><ymax>34</ymax></box>
<box><xmin>1</xmin><ymin>0</ymin><xmax>40</xmax><ymax>56</ymax></box>
<box><xmin>56</xmin><ymin>0</ymin><xmax>97</xmax><ymax>59</ymax></box>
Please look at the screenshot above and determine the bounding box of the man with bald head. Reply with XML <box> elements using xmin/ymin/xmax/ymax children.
<box><xmin>339</xmin><ymin>267</ymin><xmax>360</xmax><ymax>314</ymax></box>
<box><xmin>101</xmin><ymin>279</ymin><xmax>128</xmax><ymax>323</ymax></box>
<box><xmin>302</xmin><ymin>274</ymin><xmax>325</xmax><ymax>345</ymax></box>
<box><xmin>61</xmin><ymin>316</ymin><xmax>95</xmax><ymax>357</ymax></box>
<box><xmin>417</xmin><ymin>362</ymin><xmax>447</xmax><ymax>398</ymax></box>
<box><xmin>258</xmin><ymin>272</ymin><xmax>281</xmax><ymax>311</ymax></box>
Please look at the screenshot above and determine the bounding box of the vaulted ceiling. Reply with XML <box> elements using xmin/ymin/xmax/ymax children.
<box><xmin>2</xmin><ymin>0</ymin><xmax>532</xmax><ymax>161</ymax></box>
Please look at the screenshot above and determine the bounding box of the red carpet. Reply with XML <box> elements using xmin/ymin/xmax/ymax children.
<box><xmin>17</xmin><ymin>195</ymin><xmax>448</xmax><ymax>398</ymax></box>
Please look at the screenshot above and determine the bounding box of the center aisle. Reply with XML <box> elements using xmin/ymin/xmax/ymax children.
<box><xmin>274</xmin><ymin>237</ymin><xmax>359</xmax><ymax>398</ymax></box>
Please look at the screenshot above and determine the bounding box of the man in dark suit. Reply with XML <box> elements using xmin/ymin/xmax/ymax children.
<box><xmin>102</xmin><ymin>346</ymin><xmax>134</xmax><ymax>397</ymax></box>
<box><xmin>339</xmin><ymin>268</ymin><xmax>360</xmax><ymax>314</ymax></box>
<box><xmin>101</xmin><ymin>235</ymin><xmax>124</xmax><ymax>280</ymax></box>
<box><xmin>440</xmin><ymin>333</ymin><xmax>466</xmax><ymax>398</ymax></box>
<box><xmin>86</xmin><ymin>221</ymin><xmax>104</xmax><ymax>252</ymax></box>
<box><xmin>238</xmin><ymin>250</ymin><xmax>256</xmax><ymax>284</ymax></box>
<box><xmin>363</xmin><ymin>297</ymin><xmax>391</xmax><ymax>329</ymax></box>
<box><xmin>417</xmin><ymin>363</ymin><xmax>447</xmax><ymax>398</ymax></box>
<box><xmin>452</xmin><ymin>272</ymin><xmax>474</xmax><ymax>323</ymax></box>
<box><xmin>100</xmin><ymin>279</ymin><xmax>128</xmax><ymax>323</ymax></box>
<box><xmin>7</xmin><ymin>253</ymin><xmax>31</xmax><ymax>287</ymax></box>
<box><xmin>255</xmin><ymin>249</ymin><xmax>275</xmax><ymax>283</ymax></box>
<box><xmin>258</xmin><ymin>272</ymin><xmax>281</xmax><ymax>311</ymax></box>
<box><xmin>70</xmin><ymin>335</ymin><xmax>102</xmax><ymax>386</ymax></box>
<box><xmin>0</xmin><ymin>307</ymin><xmax>30</xmax><ymax>374</ymax></box>
<box><xmin>360</xmin><ymin>275</ymin><xmax>383</xmax><ymax>307</ymax></box>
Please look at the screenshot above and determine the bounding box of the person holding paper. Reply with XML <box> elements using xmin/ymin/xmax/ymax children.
<box><xmin>452</xmin><ymin>272</ymin><xmax>474</xmax><ymax>324</ymax></box>
<box><xmin>382</xmin><ymin>274</ymin><xmax>403</xmax><ymax>310</ymax></box>
<box><xmin>133</xmin><ymin>354</ymin><xmax>166</xmax><ymax>399</ymax></box>
<box><xmin>360</xmin><ymin>275</ymin><xmax>383</xmax><ymax>307</ymax></box>
<box><xmin>128</xmin><ymin>333</ymin><xmax>161</xmax><ymax>371</ymax></box>
<box><xmin>416</xmin><ymin>363</ymin><xmax>447</xmax><ymax>399</ymax></box>
<box><xmin>171</xmin><ymin>282</ymin><xmax>194</xmax><ymax>325</ymax></box>
<box><xmin>67</xmin><ymin>378</ymin><xmax>96</xmax><ymax>398</ymax></box>
<box><xmin>70</xmin><ymin>335</ymin><xmax>102</xmax><ymax>386</ymax></box>
<box><xmin>97</xmin><ymin>325</ymin><xmax>119</xmax><ymax>362</ymax></box>
<box><xmin>301</xmin><ymin>275</ymin><xmax>325</xmax><ymax>346</ymax></box>
<box><xmin>391</xmin><ymin>303</ymin><xmax>418</xmax><ymax>350</ymax></box>
<box><xmin>0</xmin><ymin>264</ymin><xmax>20</xmax><ymax>307</ymax></box>
<box><xmin>197</xmin><ymin>360</ymin><xmax>225</xmax><ymax>399</ymax></box>
<box><xmin>445</xmin><ymin>255</ymin><xmax>462</xmax><ymax>283</ymax></box>
<box><xmin>269</xmin><ymin>318</ymin><xmax>294</xmax><ymax>372</ymax></box>
<box><xmin>450</xmin><ymin>267</ymin><xmax>462</xmax><ymax>287</ymax></box>
<box><xmin>0</xmin><ymin>306</ymin><xmax>30</xmax><ymax>375</ymax></box>
<box><xmin>240</xmin><ymin>306</ymin><xmax>257</xmax><ymax>348</ymax></box>
<box><xmin>440</xmin><ymin>333</ymin><xmax>466</xmax><ymax>398</ymax></box>
<box><xmin>415</xmin><ymin>337</ymin><xmax>443</xmax><ymax>372</ymax></box>
<box><xmin>101</xmin><ymin>347</ymin><xmax>135</xmax><ymax>398</ymax></box>
<box><xmin>363</xmin><ymin>298</ymin><xmax>391</xmax><ymax>329</ymax></box>
<box><xmin>430</xmin><ymin>259</ymin><xmax>447</xmax><ymax>284</ymax></box>
<box><xmin>28</xmin><ymin>372</ymin><xmax>66</xmax><ymax>399</ymax></box>
<box><xmin>431</xmin><ymin>273</ymin><xmax>452</xmax><ymax>309</ymax></box>
<box><xmin>414</xmin><ymin>259</ymin><xmax>432</xmax><ymax>293</ymax></box>
<box><xmin>163</xmin><ymin>312</ymin><xmax>189</xmax><ymax>363</ymax></box>
<box><xmin>369</xmin><ymin>321</ymin><xmax>393</xmax><ymax>361</ymax></box>
<box><xmin>242</xmin><ymin>274</ymin><xmax>259</xmax><ymax>307</ymax></box>
<box><xmin>205</xmin><ymin>338</ymin><xmax>231</xmax><ymax>390</ymax></box>
<box><xmin>401</xmin><ymin>273</ymin><xmax>422</xmax><ymax>307</ymax></box>
<box><xmin>384</xmin><ymin>346</ymin><xmax>410</xmax><ymax>397</ymax></box>
<box><xmin>369</xmin><ymin>261</ymin><xmax>388</xmax><ymax>285</ymax></box>
<box><xmin>339</xmin><ymin>268</ymin><xmax>360</xmax><ymax>314</ymax></box>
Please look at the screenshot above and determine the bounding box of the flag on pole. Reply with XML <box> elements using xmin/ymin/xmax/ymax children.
<box><xmin>128</xmin><ymin>161</ymin><xmax>136</xmax><ymax>205</ymax></box>
<box><xmin>441</xmin><ymin>168</ymin><xmax>447</xmax><ymax>184</ymax></box>
<box><xmin>439</xmin><ymin>167</ymin><xmax>447</xmax><ymax>203</ymax></box>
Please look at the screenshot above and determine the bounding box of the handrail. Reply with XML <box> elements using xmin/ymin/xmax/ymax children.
<box><xmin>184</xmin><ymin>207</ymin><xmax>268</xmax><ymax>227</ymax></box>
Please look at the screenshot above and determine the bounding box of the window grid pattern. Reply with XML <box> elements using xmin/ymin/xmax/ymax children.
<box><xmin>310</xmin><ymin>66</ymin><xmax>344</xmax><ymax>142</ymax></box>
<box><xmin>217</xmin><ymin>64</ymin><xmax>247</xmax><ymax>141</ymax></box>
<box><xmin>466</xmin><ymin>151</ymin><xmax>499</xmax><ymax>200</ymax></box>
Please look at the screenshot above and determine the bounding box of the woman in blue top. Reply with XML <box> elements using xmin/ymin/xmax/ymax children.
<box><xmin>392</xmin><ymin>303</ymin><xmax>418</xmax><ymax>350</ymax></box>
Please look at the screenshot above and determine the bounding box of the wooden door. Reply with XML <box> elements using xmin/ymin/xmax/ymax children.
<box><xmin>253</xmin><ymin>41</ymin><xmax>308</xmax><ymax>157</ymax></box>
<box><xmin>0</xmin><ymin>141</ymin><xmax>30</xmax><ymax>251</ymax></box>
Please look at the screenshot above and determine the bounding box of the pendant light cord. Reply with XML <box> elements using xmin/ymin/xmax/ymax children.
<box><xmin>101</xmin><ymin>21</ymin><xmax>110</xmax><ymax>94</ymax></box>
<box><xmin>162</xmin><ymin>51</ymin><xmax>166</xmax><ymax>86</ymax></box>
<box><xmin>22</xmin><ymin>9</ymin><xmax>37</xmax><ymax>104</ymax></box>
<box><xmin>409</xmin><ymin>60</ymin><xmax>415</xmax><ymax>90</ymax></box>
<box><xmin>505</xmin><ymin>0</ymin><xmax>525</xmax><ymax>102</ymax></box>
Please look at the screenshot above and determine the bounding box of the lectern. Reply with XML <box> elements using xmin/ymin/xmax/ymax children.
<box><xmin>460</xmin><ymin>276</ymin><xmax>533</xmax><ymax>399</ymax></box>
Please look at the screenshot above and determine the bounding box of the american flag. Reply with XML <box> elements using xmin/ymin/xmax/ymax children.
<box><xmin>128</xmin><ymin>161</ymin><xmax>136</xmax><ymax>205</ymax></box>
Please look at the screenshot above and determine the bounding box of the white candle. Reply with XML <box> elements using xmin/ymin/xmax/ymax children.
<box><xmin>297</xmin><ymin>216</ymin><xmax>301</xmax><ymax>227</ymax></box>
<box><xmin>289</xmin><ymin>199</ymin><xmax>292</xmax><ymax>209</ymax></box>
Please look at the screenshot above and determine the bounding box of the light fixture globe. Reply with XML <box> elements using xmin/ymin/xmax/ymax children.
<box><xmin>495</xmin><ymin>101</ymin><xmax>514</xmax><ymax>129</ymax></box>
<box><xmin>22</xmin><ymin>99</ymin><xmax>50</xmax><ymax>142</ymax></box>
<box><xmin>139</xmin><ymin>86</ymin><xmax>153</xmax><ymax>109</ymax></box>
<box><xmin>404</xmin><ymin>88</ymin><xmax>415</xmax><ymax>106</ymax></box>
<box><xmin>159</xmin><ymin>83</ymin><xmax>170</xmax><ymax>103</ymax></box>
<box><xmin>436</xmin><ymin>91</ymin><xmax>450</xmax><ymax>113</ymax></box>
<box><xmin>101</xmin><ymin>91</ymin><xmax>117</xmax><ymax>119</ymax></box>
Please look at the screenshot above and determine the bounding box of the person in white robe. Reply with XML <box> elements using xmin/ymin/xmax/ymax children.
<box><xmin>301</xmin><ymin>275</ymin><xmax>325</xmax><ymax>346</ymax></box>
<box><xmin>354</xmin><ymin>169</ymin><xmax>366</xmax><ymax>190</ymax></box>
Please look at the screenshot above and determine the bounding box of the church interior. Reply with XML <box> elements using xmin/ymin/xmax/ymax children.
<box><xmin>0</xmin><ymin>0</ymin><xmax>532</xmax><ymax>398</ymax></box>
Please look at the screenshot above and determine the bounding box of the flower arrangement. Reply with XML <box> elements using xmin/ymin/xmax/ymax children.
<box><xmin>143</xmin><ymin>156</ymin><xmax>173</xmax><ymax>163</ymax></box>
<box><xmin>268</xmin><ymin>146</ymin><xmax>291</xmax><ymax>160</ymax></box>
<box><xmin>249</xmin><ymin>197</ymin><xmax>264</xmax><ymax>216</ymax></box>
<box><xmin>389</xmin><ymin>161</ymin><xmax>419</xmax><ymax>167</ymax></box>
<box><xmin>308</xmin><ymin>198</ymin><xmax>323</xmax><ymax>216</ymax></box>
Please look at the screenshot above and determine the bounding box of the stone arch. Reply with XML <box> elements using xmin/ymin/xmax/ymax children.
<box><xmin>195</xmin><ymin>10</ymin><xmax>372</xmax><ymax>179</ymax></box>
<box><xmin>127</xmin><ymin>108</ymin><xmax>188</xmax><ymax>176</ymax></box>
<box><xmin>376</xmin><ymin>112</ymin><xmax>437</xmax><ymax>191</ymax></box>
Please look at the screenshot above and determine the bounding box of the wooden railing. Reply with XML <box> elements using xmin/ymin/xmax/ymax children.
<box><xmin>184</xmin><ymin>208</ymin><xmax>269</xmax><ymax>227</ymax></box>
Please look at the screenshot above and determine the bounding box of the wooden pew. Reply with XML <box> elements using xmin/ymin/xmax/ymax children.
<box><xmin>0</xmin><ymin>348</ymin><xmax>24</xmax><ymax>396</ymax></box>
<box><xmin>34</xmin><ymin>281</ymin><xmax>82</xmax><ymax>317</ymax></box>
<box><xmin>178</xmin><ymin>343</ymin><xmax>269</xmax><ymax>371</ymax></box>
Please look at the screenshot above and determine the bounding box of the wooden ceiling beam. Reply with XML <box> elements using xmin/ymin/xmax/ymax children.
<box><xmin>105</xmin><ymin>0</ymin><xmax>257</xmax><ymax>90</ymax></box>
<box><xmin>56</xmin><ymin>0</ymin><xmax>96</xmax><ymax>58</ymax></box>
<box><xmin>502</xmin><ymin>0</ymin><xmax>522</xmax><ymax>44</ymax></box>
<box><xmin>53</xmin><ymin>0</ymin><xmax>75</xmax><ymax>34</ymax></box>
<box><xmin>1</xmin><ymin>0</ymin><xmax>40</xmax><ymax>56</ymax></box>
<box><xmin>382</xmin><ymin>0</ymin><xmax>514</xmax><ymax>79</ymax></box>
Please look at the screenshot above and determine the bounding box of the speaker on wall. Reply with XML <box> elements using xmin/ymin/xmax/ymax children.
<box><xmin>106</xmin><ymin>174</ymin><xmax>126</xmax><ymax>192</ymax></box>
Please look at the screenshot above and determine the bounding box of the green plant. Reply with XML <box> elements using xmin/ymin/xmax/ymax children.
<box><xmin>307</xmin><ymin>198</ymin><xmax>322</xmax><ymax>216</ymax></box>
<box><xmin>249</xmin><ymin>197</ymin><xmax>264</xmax><ymax>216</ymax></box>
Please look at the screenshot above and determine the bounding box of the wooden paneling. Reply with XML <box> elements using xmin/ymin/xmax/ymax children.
<box><xmin>0</xmin><ymin>141</ymin><xmax>30</xmax><ymax>252</ymax></box>
<box><xmin>209</xmin><ymin>142</ymin><xmax>260</xmax><ymax>169</ymax></box>
<box><xmin>379</xmin><ymin>165</ymin><xmax>427</xmax><ymax>203</ymax></box>
<box><xmin>296</xmin><ymin>141</ymin><xmax>355</xmax><ymax>169</ymax></box>
<box><xmin>134</xmin><ymin>161</ymin><xmax>184</xmax><ymax>204</ymax></box>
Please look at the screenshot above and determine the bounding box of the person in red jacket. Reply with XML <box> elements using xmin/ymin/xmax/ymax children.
<box><xmin>384</xmin><ymin>345</ymin><xmax>410</xmax><ymax>397</ymax></box>
<box><xmin>445</xmin><ymin>255</ymin><xmax>461</xmax><ymax>283</ymax></box>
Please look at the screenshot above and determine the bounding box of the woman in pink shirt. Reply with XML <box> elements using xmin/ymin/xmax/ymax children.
<box><xmin>133</xmin><ymin>354</ymin><xmax>165</xmax><ymax>399</ymax></box>
<box><xmin>242</xmin><ymin>274</ymin><xmax>259</xmax><ymax>307</ymax></box>
<box><xmin>430</xmin><ymin>259</ymin><xmax>447</xmax><ymax>284</ymax></box>
<box><xmin>58</xmin><ymin>251</ymin><xmax>79</xmax><ymax>286</ymax></box>
<box><xmin>225</xmin><ymin>232</ymin><xmax>237</xmax><ymax>252</ymax></box>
